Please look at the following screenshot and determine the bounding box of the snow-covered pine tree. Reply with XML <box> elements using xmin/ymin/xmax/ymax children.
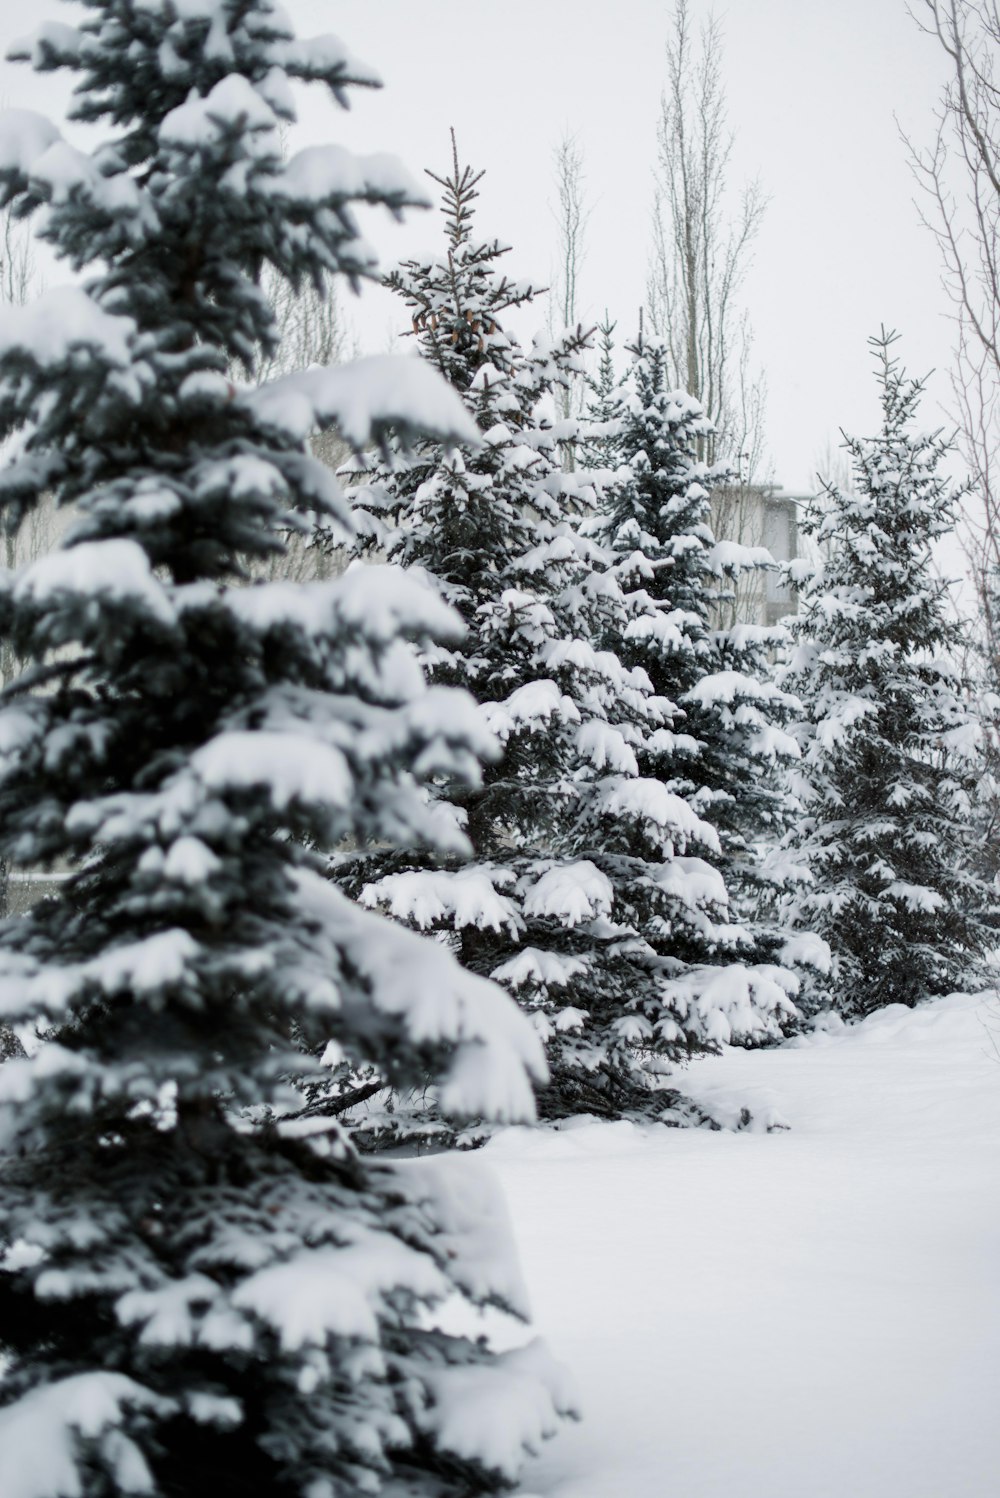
<box><xmin>0</xmin><ymin>6</ymin><xmax>573</xmax><ymax>1496</ymax></box>
<box><xmin>579</xmin><ymin>312</ymin><xmax>621</xmax><ymax>472</ymax></box>
<box><xmin>590</xmin><ymin>330</ymin><xmax>812</xmax><ymax>1031</ymax></box>
<box><xmin>781</xmin><ymin>329</ymin><xmax>994</xmax><ymax>1016</ymax></box>
<box><xmin>343</xmin><ymin>142</ymin><xmax>791</xmax><ymax>1132</ymax></box>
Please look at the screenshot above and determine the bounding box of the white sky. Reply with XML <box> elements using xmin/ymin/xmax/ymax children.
<box><xmin>0</xmin><ymin>1</ymin><xmax>962</xmax><ymax>495</ymax></box>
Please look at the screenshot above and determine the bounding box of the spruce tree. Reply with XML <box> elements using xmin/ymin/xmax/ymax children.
<box><xmin>781</xmin><ymin>330</ymin><xmax>993</xmax><ymax>1016</ymax></box>
<box><xmin>342</xmin><ymin>144</ymin><xmax>793</xmax><ymax>1134</ymax></box>
<box><xmin>609</xmin><ymin>337</ymin><xmax>803</xmax><ymax>883</ymax></box>
<box><xmin>579</xmin><ymin>312</ymin><xmax>621</xmax><ymax>472</ymax></box>
<box><xmin>590</xmin><ymin>332</ymin><xmax>812</xmax><ymax>1026</ymax></box>
<box><xmin>0</xmin><ymin>6</ymin><xmax>571</xmax><ymax>1495</ymax></box>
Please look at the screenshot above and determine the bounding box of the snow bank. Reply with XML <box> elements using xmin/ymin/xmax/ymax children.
<box><xmin>489</xmin><ymin>991</ymin><xmax>1000</xmax><ymax>1498</ymax></box>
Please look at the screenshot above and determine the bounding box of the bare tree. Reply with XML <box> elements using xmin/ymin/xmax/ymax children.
<box><xmin>235</xmin><ymin>264</ymin><xmax>353</xmax><ymax>582</ymax></box>
<box><xmin>709</xmin><ymin>328</ymin><xmax>777</xmax><ymax>625</ymax></box>
<box><xmin>0</xmin><ymin>206</ymin><xmax>48</xmax><ymax>933</ymax></box>
<box><xmin>647</xmin><ymin>0</ymin><xmax>768</xmax><ymax>470</ymax></box>
<box><xmin>252</xmin><ymin>262</ymin><xmax>354</xmax><ymax>470</ymax></box>
<box><xmin>647</xmin><ymin>0</ymin><xmax>774</xmax><ymax>629</ymax></box>
<box><xmin>234</xmin><ymin>128</ymin><xmax>354</xmax><ymax>490</ymax></box>
<box><xmin>0</xmin><ymin>206</ymin><xmax>55</xmax><ymax>691</ymax></box>
<box><xmin>907</xmin><ymin>1</ymin><xmax>1000</xmax><ymax>654</ymax></box>
<box><xmin>906</xmin><ymin>1</ymin><xmax>1000</xmax><ymax>874</ymax></box>
<box><xmin>0</xmin><ymin>204</ymin><xmax>33</xmax><ymax>308</ymax></box>
<box><xmin>547</xmin><ymin>133</ymin><xmax>591</xmax><ymax>470</ymax></box>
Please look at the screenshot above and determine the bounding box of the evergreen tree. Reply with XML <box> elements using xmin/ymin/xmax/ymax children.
<box><xmin>781</xmin><ymin>330</ymin><xmax>993</xmax><ymax>1016</ymax></box>
<box><xmin>590</xmin><ymin>332</ymin><xmax>813</xmax><ymax>1027</ymax></box>
<box><xmin>0</xmin><ymin>6</ymin><xmax>572</xmax><ymax>1495</ymax></box>
<box><xmin>579</xmin><ymin>312</ymin><xmax>621</xmax><ymax>472</ymax></box>
<box><xmin>343</xmin><ymin>144</ymin><xmax>794</xmax><ymax>1135</ymax></box>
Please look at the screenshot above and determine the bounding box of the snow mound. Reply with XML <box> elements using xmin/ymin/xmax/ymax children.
<box><xmin>486</xmin><ymin>989</ymin><xmax>1000</xmax><ymax>1498</ymax></box>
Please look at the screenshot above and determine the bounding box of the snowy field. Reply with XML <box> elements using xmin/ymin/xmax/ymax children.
<box><xmin>485</xmin><ymin>992</ymin><xmax>1000</xmax><ymax>1498</ymax></box>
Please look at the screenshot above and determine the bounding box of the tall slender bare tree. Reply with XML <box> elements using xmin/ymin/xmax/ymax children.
<box><xmin>0</xmin><ymin>206</ymin><xmax>41</xmax><ymax>933</ymax></box>
<box><xmin>907</xmin><ymin>1</ymin><xmax>1000</xmax><ymax>869</ymax></box>
<box><xmin>551</xmin><ymin>134</ymin><xmax>588</xmax><ymax>338</ymax></box>
<box><xmin>548</xmin><ymin>132</ymin><xmax>591</xmax><ymax>470</ymax></box>
<box><xmin>0</xmin><ymin>204</ymin><xmax>49</xmax><ymax>681</ymax></box>
<box><xmin>0</xmin><ymin>204</ymin><xmax>32</xmax><ymax>308</ymax></box>
<box><xmin>244</xmin><ymin>266</ymin><xmax>352</xmax><ymax>582</ymax></box>
<box><xmin>907</xmin><ymin>3</ymin><xmax>1000</xmax><ymax>622</ymax></box>
<box><xmin>647</xmin><ymin>0</ymin><xmax>767</xmax><ymax>470</ymax></box>
<box><xmin>647</xmin><ymin>0</ymin><xmax>774</xmax><ymax>631</ymax></box>
<box><xmin>235</xmin><ymin>130</ymin><xmax>353</xmax><ymax>493</ymax></box>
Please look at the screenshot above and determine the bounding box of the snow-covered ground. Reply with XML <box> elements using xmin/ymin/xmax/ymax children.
<box><xmin>486</xmin><ymin>992</ymin><xmax>1000</xmax><ymax>1498</ymax></box>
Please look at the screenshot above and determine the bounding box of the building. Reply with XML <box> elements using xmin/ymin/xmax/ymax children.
<box><xmin>710</xmin><ymin>482</ymin><xmax>807</xmax><ymax>629</ymax></box>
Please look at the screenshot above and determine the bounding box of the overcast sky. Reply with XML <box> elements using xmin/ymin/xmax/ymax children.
<box><xmin>0</xmin><ymin>0</ymin><xmax>961</xmax><ymax>496</ymax></box>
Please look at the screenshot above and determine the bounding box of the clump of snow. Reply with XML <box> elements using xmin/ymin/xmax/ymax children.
<box><xmin>276</xmin><ymin>144</ymin><xmax>422</xmax><ymax>208</ymax></box>
<box><xmin>273</xmin><ymin>30</ymin><xmax>381</xmax><ymax>89</ymax></box>
<box><xmin>663</xmin><ymin>962</ymin><xmax>797</xmax><ymax>1047</ymax></box>
<box><xmin>522</xmin><ymin>862</ymin><xmax>613</xmax><ymax>926</ymax></box>
<box><xmin>361</xmin><ymin>868</ymin><xmax>521</xmax><ymax>938</ymax></box>
<box><xmin>576</xmin><ymin>719</ymin><xmax>639</xmax><ymax>774</ymax></box>
<box><xmin>601</xmin><ymin>780</ymin><xmax>721</xmax><ymax>852</ymax></box>
<box><xmin>0</xmin><ymin>1373</ymin><xmax>173</xmax><ymax>1498</ymax></box>
<box><xmin>706</xmin><ymin>539</ymin><xmax>774</xmax><ymax>575</ymax></box>
<box><xmin>491</xmin><ymin>948</ymin><xmax>588</xmax><ymax>991</ymax></box>
<box><xmin>160</xmin><ymin>74</ymin><xmax>278</xmax><ymax>148</ymax></box>
<box><xmin>15</xmin><ymin>539</ymin><xmax>173</xmax><ymax>626</ymax></box>
<box><xmin>0</xmin><ymin>929</ymin><xmax>200</xmax><ymax>1022</ymax></box>
<box><xmin>884</xmin><ymin>880</ymin><xmax>945</xmax><ymax>913</ymax></box>
<box><xmin>232</xmin><ymin>1232</ymin><xmax>447</xmax><ymax>1350</ymax></box>
<box><xmin>778</xmin><ymin>931</ymin><xmax>832</xmax><ymax>973</ymax></box>
<box><xmin>421</xmin><ymin>1341</ymin><xmax>578</xmax><ymax>1483</ymax></box>
<box><xmin>190</xmin><ymin>731</ymin><xmax>351</xmax><ymax>813</ymax></box>
<box><xmin>162</xmin><ymin>836</ymin><xmax>221</xmax><ymax>886</ymax></box>
<box><xmin>0</xmin><ymin>107</ymin><xmax>62</xmax><ymax>174</ymax></box>
<box><xmin>0</xmin><ymin>286</ymin><xmax>135</xmax><ymax>369</ymax></box>
<box><xmin>114</xmin><ymin>1273</ymin><xmax>220</xmax><ymax>1348</ymax></box>
<box><xmin>483</xmin><ymin>679</ymin><xmax>579</xmax><ymax>742</ymax></box>
<box><xmin>247</xmin><ymin>354</ymin><xmax>480</xmax><ymax>449</ymax></box>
